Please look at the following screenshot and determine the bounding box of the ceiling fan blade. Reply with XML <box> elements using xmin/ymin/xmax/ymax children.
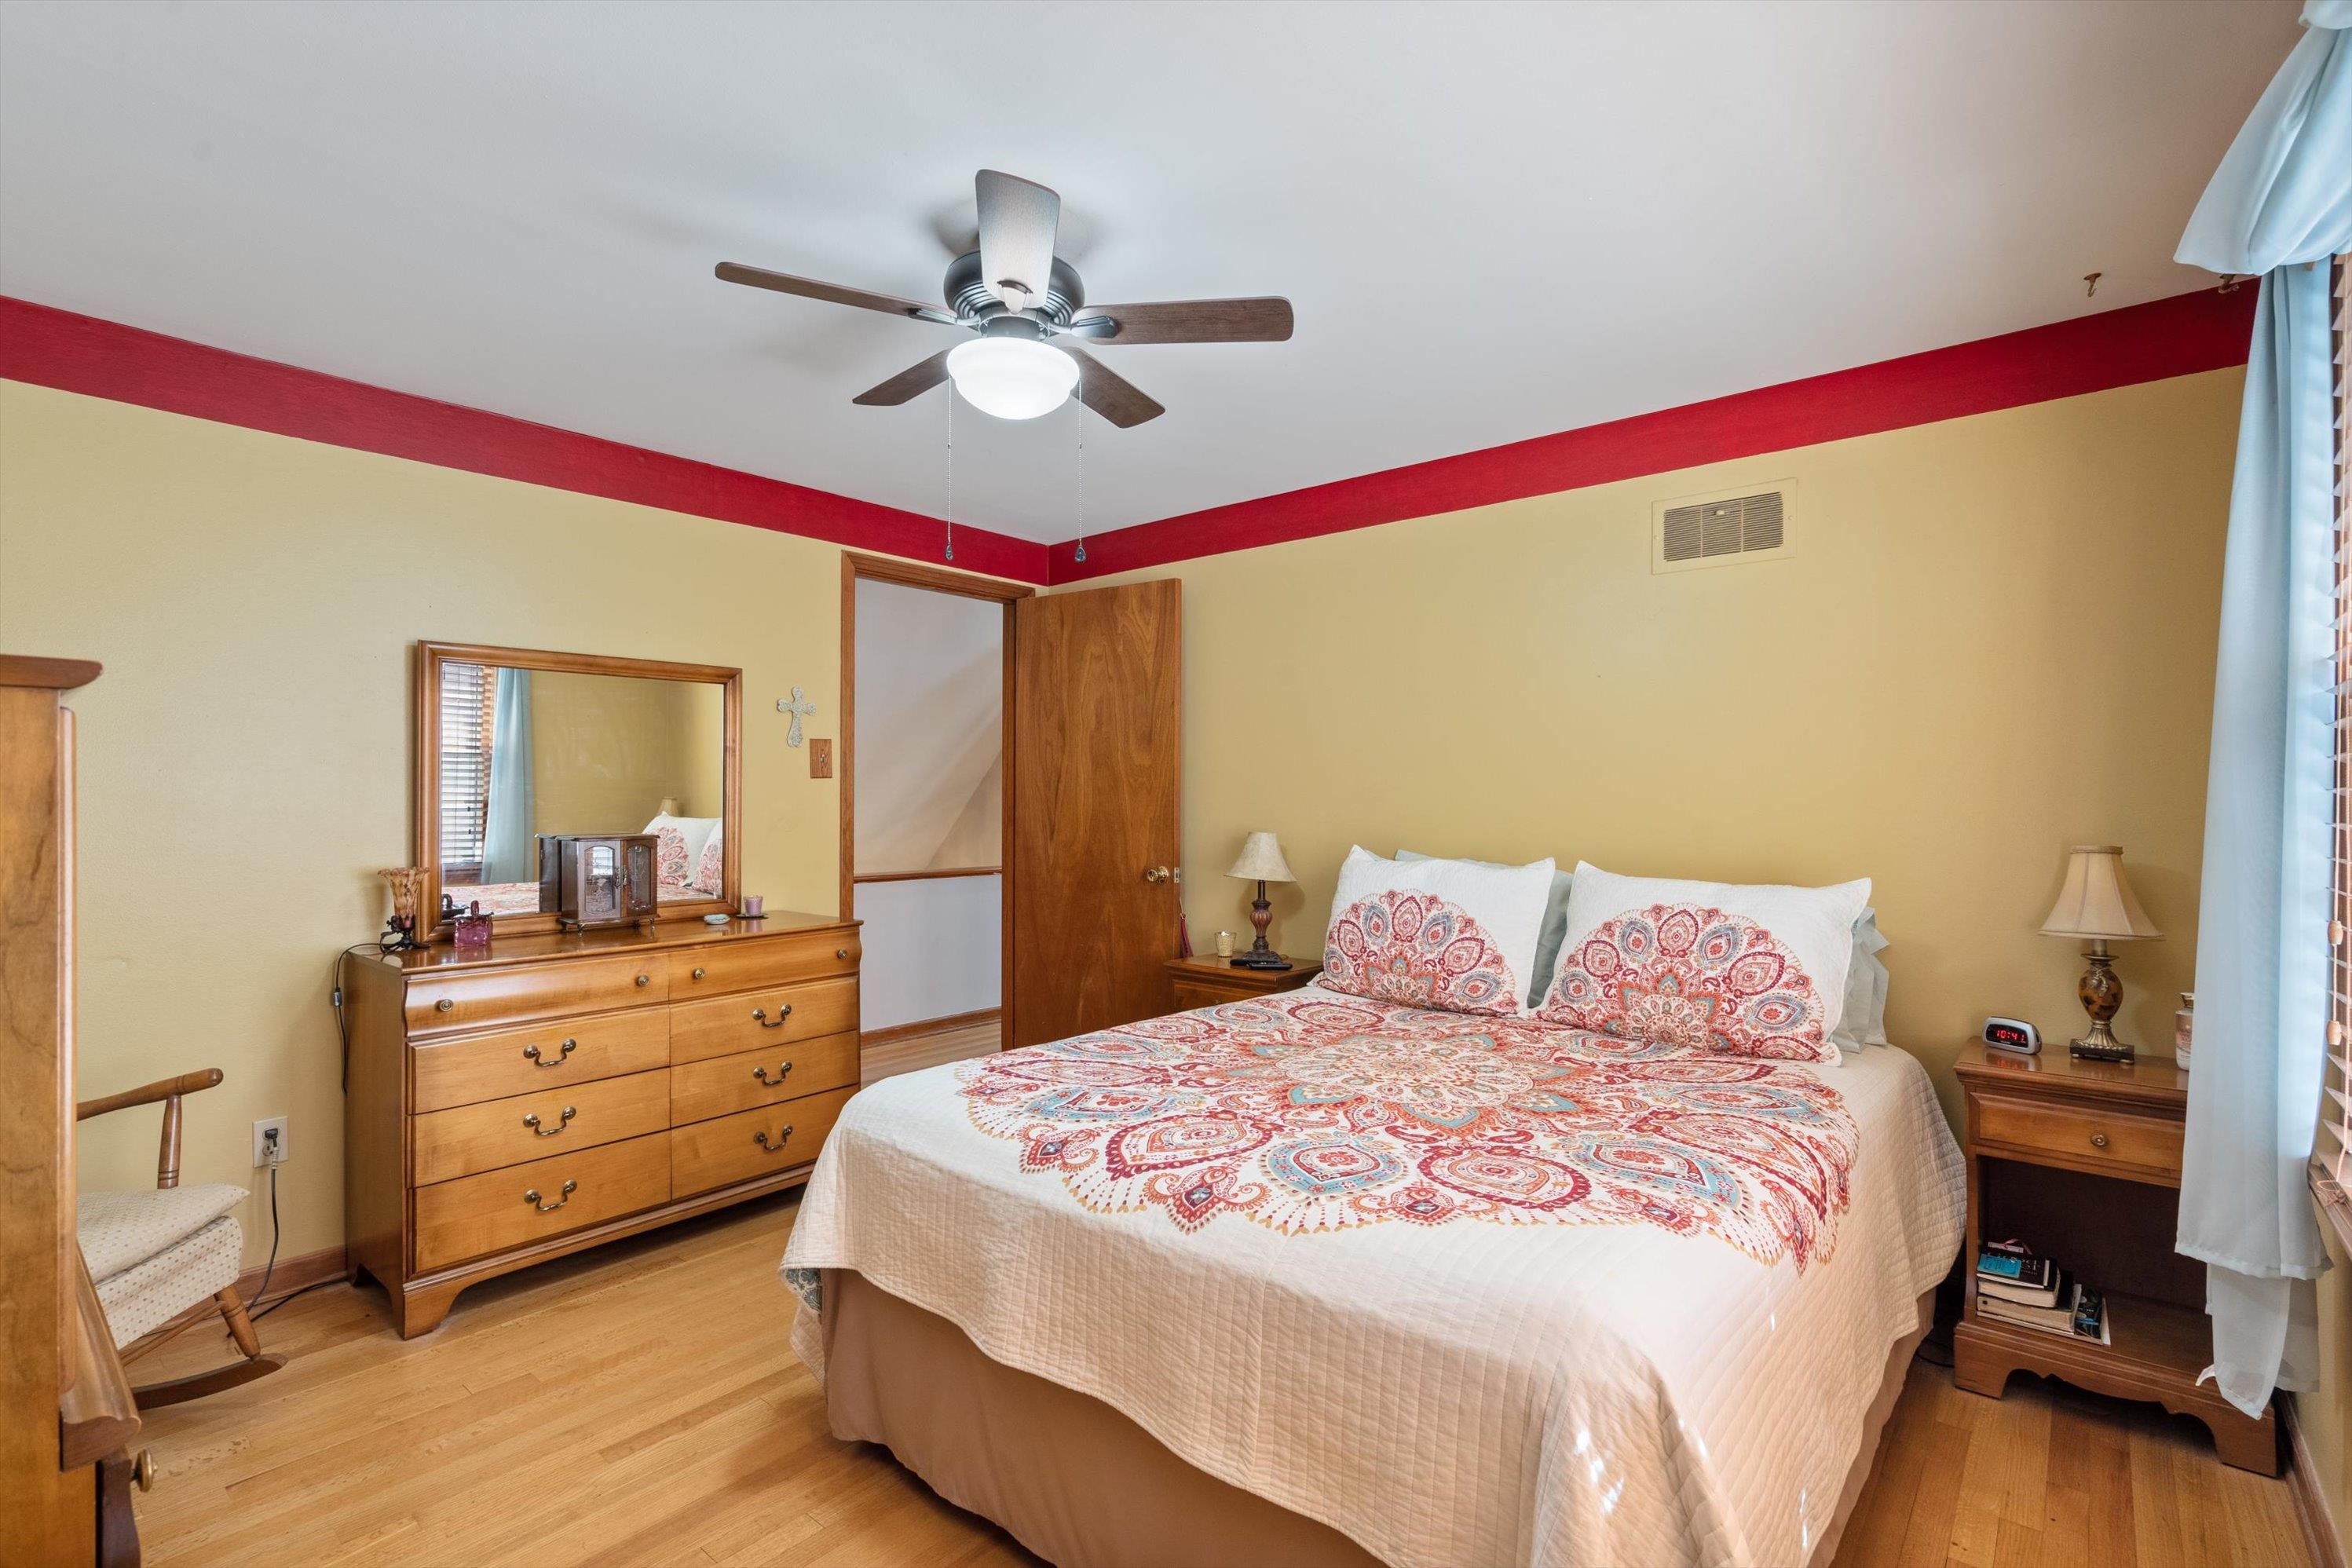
<box><xmin>1066</xmin><ymin>297</ymin><xmax>1293</xmax><ymax>345</ymax></box>
<box><xmin>851</xmin><ymin>349</ymin><xmax>956</xmax><ymax>407</ymax></box>
<box><xmin>975</xmin><ymin>170</ymin><xmax>1059</xmax><ymax>313</ymax></box>
<box><xmin>1059</xmin><ymin>345</ymin><xmax>1164</xmax><ymax>428</ymax></box>
<box><xmin>715</xmin><ymin>262</ymin><xmax>959</xmax><ymax>326</ymax></box>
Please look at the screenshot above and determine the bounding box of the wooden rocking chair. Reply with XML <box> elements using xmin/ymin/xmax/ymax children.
<box><xmin>75</xmin><ymin>1068</ymin><xmax>285</xmax><ymax>1408</ymax></box>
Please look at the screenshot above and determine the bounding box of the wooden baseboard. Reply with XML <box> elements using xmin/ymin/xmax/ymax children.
<box><xmin>125</xmin><ymin>1244</ymin><xmax>348</xmax><ymax>1354</ymax></box>
<box><xmin>861</xmin><ymin>1007</ymin><xmax>1000</xmax><ymax>1050</ymax></box>
<box><xmin>2288</xmin><ymin>1394</ymin><xmax>2349</xmax><ymax>1568</ymax></box>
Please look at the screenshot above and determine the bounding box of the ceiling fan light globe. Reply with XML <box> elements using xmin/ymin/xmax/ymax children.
<box><xmin>945</xmin><ymin>337</ymin><xmax>1077</xmax><ymax>420</ymax></box>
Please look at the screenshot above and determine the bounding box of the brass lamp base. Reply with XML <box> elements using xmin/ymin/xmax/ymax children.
<box><xmin>2067</xmin><ymin>942</ymin><xmax>2134</xmax><ymax>1062</ymax></box>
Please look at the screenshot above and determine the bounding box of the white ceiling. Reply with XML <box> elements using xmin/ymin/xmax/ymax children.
<box><xmin>0</xmin><ymin>1</ymin><xmax>2298</xmax><ymax>545</ymax></box>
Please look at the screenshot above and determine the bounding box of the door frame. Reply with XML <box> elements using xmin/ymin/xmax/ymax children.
<box><xmin>838</xmin><ymin>552</ymin><xmax>1033</xmax><ymax>1045</ymax></box>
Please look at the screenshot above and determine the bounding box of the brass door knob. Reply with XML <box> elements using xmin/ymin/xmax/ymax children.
<box><xmin>1143</xmin><ymin>866</ymin><xmax>1172</xmax><ymax>883</ymax></box>
<box><xmin>133</xmin><ymin>1449</ymin><xmax>155</xmax><ymax>1492</ymax></box>
<box><xmin>2090</xmin><ymin>1132</ymin><xmax>2110</xmax><ymax>1149</ymax></box>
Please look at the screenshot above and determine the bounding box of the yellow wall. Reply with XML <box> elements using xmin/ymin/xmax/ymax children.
<box><xmin>1096</xmin><ymin>367</ymin><xmax>2243</xmax><ymax>1130</ymax></box>
<box><xmin>0</xmin><ymin>378</ymin><xmax>850</xmax><ymax>1266</ymax></box>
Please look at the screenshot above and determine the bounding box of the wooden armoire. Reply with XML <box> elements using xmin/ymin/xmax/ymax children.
<box><xmin>2</xmin><ymin>656</ymin><xmax>145</xmax><ymax>1567</ymax></box>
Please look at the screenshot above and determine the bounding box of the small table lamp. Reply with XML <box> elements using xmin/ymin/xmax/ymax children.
<box><xmin>1224</xmin><ymin>832</ymin><xmax>1298</xmax><ymax>970</ymax></box>
<box><xmin>2039</xmin><ymin>844</ymin><xmax>2164</xmax><ymax>1062</ymax></box>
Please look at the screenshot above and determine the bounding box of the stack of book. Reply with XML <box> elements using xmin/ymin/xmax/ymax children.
<box><xmin>1974</xmin><ymin>1241</ymin><xmax>2111</xmax><ymax>1346</ymax></box>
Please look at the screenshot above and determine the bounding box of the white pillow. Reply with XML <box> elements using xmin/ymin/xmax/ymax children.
<box><xmin>1321</xmin><ymin>846</ymin><xmax>1556</xmax><ymax>1017</ymax></box>
<box><xmin>643</xmin><ymin>812</ymin><xmax>720</xmax><ymax>865</ymax></box>
<box><xmin>1538</xmin><ymin>862</ymin><xmax>1871</xmax><ymax>1062</ymax></box>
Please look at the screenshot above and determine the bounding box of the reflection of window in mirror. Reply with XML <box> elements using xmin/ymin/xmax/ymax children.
<box><xmin>434</xmin><ymin>659</ymin><xmax>730</xmax><ymax>916</ymax></box>
<box><xmin>437</xmin><ymin>661</ymin><xmax>492</xmax><ymax>884</ymax></box>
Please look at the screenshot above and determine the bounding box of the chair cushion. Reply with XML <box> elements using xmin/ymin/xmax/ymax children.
<box><xmin>93</xmin><ymin>1215</ymin><xmax>242</xmax><ymax>1347</ymax></box>
<box><xmin>78</xmin><ymin>1182</ymin><xmax>247</xmax><ymax>1282</ymax></box>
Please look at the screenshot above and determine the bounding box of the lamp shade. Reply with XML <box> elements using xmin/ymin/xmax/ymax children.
<box><xmin>2039</xmin><ymin>845</ymin><xmax>2164</xmax><ymax>941</ymax></box>
<box><xmin>1224</xmin><ymin>832</ymin><xmax>1297</xmax><ymax>885</ymax></box>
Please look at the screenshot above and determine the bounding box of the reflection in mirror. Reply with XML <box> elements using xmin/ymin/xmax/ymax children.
<box><xmin>435</xmin><ymin>663</ymin><xmax>728</xmax><ymax>915</ymax></box>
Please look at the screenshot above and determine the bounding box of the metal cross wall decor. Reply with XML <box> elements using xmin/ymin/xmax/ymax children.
<box><xmin>776</xmin><ymin>686</ymin><xmax>816</xmax><ymax>747</ymax></box>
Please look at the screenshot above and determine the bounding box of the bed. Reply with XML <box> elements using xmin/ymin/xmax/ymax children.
<box><xmin>781</xmin><ymin>985</ymin><xmax>1963</xmax><ymax>1568</ymax></box>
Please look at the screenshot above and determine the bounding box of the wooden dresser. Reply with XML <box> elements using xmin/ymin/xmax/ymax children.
<box><xmin>344</xmin><ymin>912</ymin><xmax>860</xmax><ymax>1337</ymax></box>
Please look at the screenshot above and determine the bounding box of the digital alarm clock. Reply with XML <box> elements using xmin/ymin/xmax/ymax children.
<box><xmin>1981</xmin><ymin>1017</ymin><xmax>2041</xmax><ymax>1054</ymax></box>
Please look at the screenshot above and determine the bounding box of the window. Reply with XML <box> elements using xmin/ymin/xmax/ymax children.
<box><xmin>2323</xmin><ymin>254</ymin><xmax>2352</xmax><ymax>1249</ymax></box>
<box><xmin>439</xmin><ymin>660</ymin><xmax>494</xmax><ymax>883</ymax></box>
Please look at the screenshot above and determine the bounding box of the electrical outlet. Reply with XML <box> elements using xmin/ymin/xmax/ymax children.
<box><xmin>252</xmin><ymin>1116</ymin><xmax>288</xmax><ymax>1168</ymax></box>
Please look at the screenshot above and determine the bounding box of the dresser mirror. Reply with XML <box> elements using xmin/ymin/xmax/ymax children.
<box><xmin>414</xmin><ymin>641</ymin><xmax>742</xmax><ymax>936</ymax></box>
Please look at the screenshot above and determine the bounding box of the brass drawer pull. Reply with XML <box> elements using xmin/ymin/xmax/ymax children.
<box><xmin>525</xmin><ymin>1179</ymin><xmax>576</xmax><ymax>1212</ymax></box>
<box><xmin>2090</xmin><ymin>1132</ymin><xmax>2109</xmax><ymax>1149</ymax></box>
<box><xmin>754</xmin><ymin>1003</ymin><xmax>794</xmax><ymax>1029</ymax></box>
<box><xmin>753</xmin><ymin>1062</ymin><xmax>794</xmax><ymax>1085</ymax></box>
<box><xmin>635</xmin><ymin>973</ymin><xmax>653</xmax><ymax>987</ymax></box>
<box><xmin>836</xmin><ymin>948</ymin><xmax>850</xmax><ymax>960</ymax></box>
<box><xmin>523</xmin><ymin>1038</ymin><xmax>578</xmax><ymax>1068</ymax></box>
<box><xmin>523</xmin><ymin>1106</ymin><xmax>576</xmax><ymax>1137</ymax></box>
<box><xmin>692</xmin><ymin>967</ymin><xmax>707</xmax><ymax>980</ymax></box>
<box><xmin>753</xmin><ymin>1124</ymin><xmax>797</xmax><ymax>1153</ymax></box>
<box><xmin>436</xmin><ymin>998</ymin><xmax>455</xmax><ymax>1012</ymax></box>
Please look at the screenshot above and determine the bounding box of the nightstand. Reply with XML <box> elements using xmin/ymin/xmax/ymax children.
<box><xmin>1951</xmin><ymin>1040</ymin><xmax>2278</xmax><ymax>1473</ymax></box>
<box><xmin>1165</xmin><ymin>954</ymin><xmax>1322</xmax><ymax>1013</ymax></box>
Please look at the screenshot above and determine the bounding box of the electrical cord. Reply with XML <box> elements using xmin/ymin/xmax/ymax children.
<box><xmin>332</xmin><ymin>941</ymin><xmax>389</xmax><ymax>1091</ymax></box>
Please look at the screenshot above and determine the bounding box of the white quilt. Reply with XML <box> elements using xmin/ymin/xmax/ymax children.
<box><xmin>781</xmin><ymin>985</ymin><xmax>1962</xmax><ymax>1568</ymax></box>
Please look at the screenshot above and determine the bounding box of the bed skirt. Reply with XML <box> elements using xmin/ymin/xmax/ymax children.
<box><xmin>818</xmin><ymin>1268</ymin><xmax>1935</xmax><ymax>1568</ymax></box>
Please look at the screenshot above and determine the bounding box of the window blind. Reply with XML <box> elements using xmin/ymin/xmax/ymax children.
<box><xmin>2326</xmin><ymin>255</ymin><xmax>2352</xmax><ymax>1218</ymax></box>
<box><xmin>440</xmin><ymin>661</ymin><xmax>493</xmax><ymax>882</ymax></box>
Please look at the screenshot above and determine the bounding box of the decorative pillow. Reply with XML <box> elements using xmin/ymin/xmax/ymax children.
<box><xmin>642</xmin><ymin>812</ymin><xmax>720</xmax><ymax>868</ymax></box>
<box><xmin>690</xmin><ymin>824</ymin><xmax>725</xmax><ymax>897</ymax></box>
<box><xmin>1396</xmin><ymin>850</ymin><xmax>1573</xmax><ymax>1011</ymax></box>
<box><xmin>1537</xmin><ymin>862</ymin><xmax>1871</xmax><ymax>1062</ymax></box>
<box><xmin>1320</xmin><ymin>846</ymin><xmax>1555</xmax><ymax>1017</ymax></box>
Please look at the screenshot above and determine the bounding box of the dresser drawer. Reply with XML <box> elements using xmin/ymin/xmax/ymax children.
<box><xmin>413</xmin><ymin>1133</ymin><xmax>671</xmax><ymax>1274</ymax></box>
<box><xmin>671</xmin><ymin>1087</ymin><xmax>855</xmax><ymax>1197</ymax></box>
<box><xmin>412</xmin><ymin>1069</ymin><xmax>672</xmax><ymax>1186</ymax></box>
<box><xmin>1971</xmin><ymin>1091</ymin><xmax>2183</xmax><ymax>1182</ymax></box>
<box><xmin>670</xmin><ymin>976</ymin><xmax>859</xmax><ymax>1065</ymax></box>
<box><xmin>407</xmin><ymin>954</ymin><xmax>668</xmax><ymax>1036</ymax></box>
<box><xmin>411</xmin><ymin>1010</ymin><xmax>671</xmax><ymax>1113</ymax></box>
<box><xmin>668</xmin><ymin>930</ymin><xmax>861</xmax><ymax>997</ymax></box>
<box><xmin>670</xmin><ymin>1033</ymin><xmax>858</xmax><ymax>1126</ymax></box>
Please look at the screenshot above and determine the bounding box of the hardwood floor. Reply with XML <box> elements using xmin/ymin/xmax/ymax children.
<box><xmin>861</xmin><ymin>1014</ymin><xmax>1000</xmax><ymax>1084</ymax></box>
<box><xmin>129</xmin><ymin>1193</ymin><xmax>2308</xmax><ymax>1568</ymax></box>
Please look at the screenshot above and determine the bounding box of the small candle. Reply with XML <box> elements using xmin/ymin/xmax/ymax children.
<box><xmin>1216</xmin><ymin>930</ymin><xmax>1235</xmax><ymax>957</ymax></box>
<box><xmin>742</xmin><ymin>894</ymin><xmax>764</xmax><ymax>918</ymax></box>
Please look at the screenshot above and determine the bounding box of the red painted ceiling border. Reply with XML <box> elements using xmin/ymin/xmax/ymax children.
<box><xmin>1044</xmin><ymin>286</ymin><xmax>2256</xmax><ymax>584</ymax></box>
<box><xmin>2</xmin><ymin>287</ymin><xmax>2252</xmax><ymax>591</ymax></box>
<box><xmin>0</xmin><ymin>294</ymin><xmax>1050</xmax><ymax>586</ymax></box>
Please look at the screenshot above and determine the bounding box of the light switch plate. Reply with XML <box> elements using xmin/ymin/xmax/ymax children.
<box><xmin>809</xmin><ymin>738</ymin><xmax>833</xmax><ymax>779</ymax></box>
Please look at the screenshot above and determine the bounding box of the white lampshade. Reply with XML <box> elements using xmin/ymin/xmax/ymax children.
<box><xmin>946</xmin><ymin>337</ymin><xmax>1078</xmax><ymax>420</ymax></box>
<box><xmin>2039</xmin><ymin>845</ymin><xmax>2164</xmax><ymax>941</ymax></box>
<box><xmin>1224</xmin><ymin>832</ymin><xmax>1297</xmax><ymax>885</ymax></box>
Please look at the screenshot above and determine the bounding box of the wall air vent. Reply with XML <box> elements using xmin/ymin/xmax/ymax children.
<box><xmin>1651</xmin><ymin>481</ymin><xmax>1798</xmax><ymax>574</ymax></box>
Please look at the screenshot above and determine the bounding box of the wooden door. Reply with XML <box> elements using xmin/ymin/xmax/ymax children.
<box><xmin>1008</xmin><ymin>580</ymin><xmax>1181</xmax><ymax>1047</ymax></box>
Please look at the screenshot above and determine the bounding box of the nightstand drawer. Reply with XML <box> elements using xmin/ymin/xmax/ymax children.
<box><xmin>1972</xmin><ymin>1093</ymin><xmax>2182</xmax><ymax>1181</ymax></box>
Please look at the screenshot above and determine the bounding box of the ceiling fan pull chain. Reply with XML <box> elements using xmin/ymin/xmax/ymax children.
<box><xmin>944</xmin><ymin>387</ymin><xmax>956</xmax><ymax>561</ymax></box>
<box><xmin>1073</xmin><ymin>400</ymin><xmax>1087</xmax><ymax>565</ymax></box>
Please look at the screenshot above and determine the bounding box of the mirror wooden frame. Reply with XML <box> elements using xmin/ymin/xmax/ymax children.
<box><xmin>412</xmin><ymin>641</ymin><xmax>744</xmax><ymax>939</ymax></box>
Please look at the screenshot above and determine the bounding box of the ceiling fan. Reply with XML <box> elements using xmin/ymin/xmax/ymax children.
<box><xmin>716</xmin><ymin>169</ymin><xmax>1293</xmax><ymax>428</ymax></box>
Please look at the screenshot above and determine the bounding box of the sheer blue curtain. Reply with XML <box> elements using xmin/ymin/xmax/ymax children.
<box><xmin>481</xmin><ymin>667</ymin><xmax>536</xmax><ymax>885</ymax></box>
<box><xmin>2174</xmin><ymin>0</ymin><xmax>2352</xmax><ymax>1419</ymax></box>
